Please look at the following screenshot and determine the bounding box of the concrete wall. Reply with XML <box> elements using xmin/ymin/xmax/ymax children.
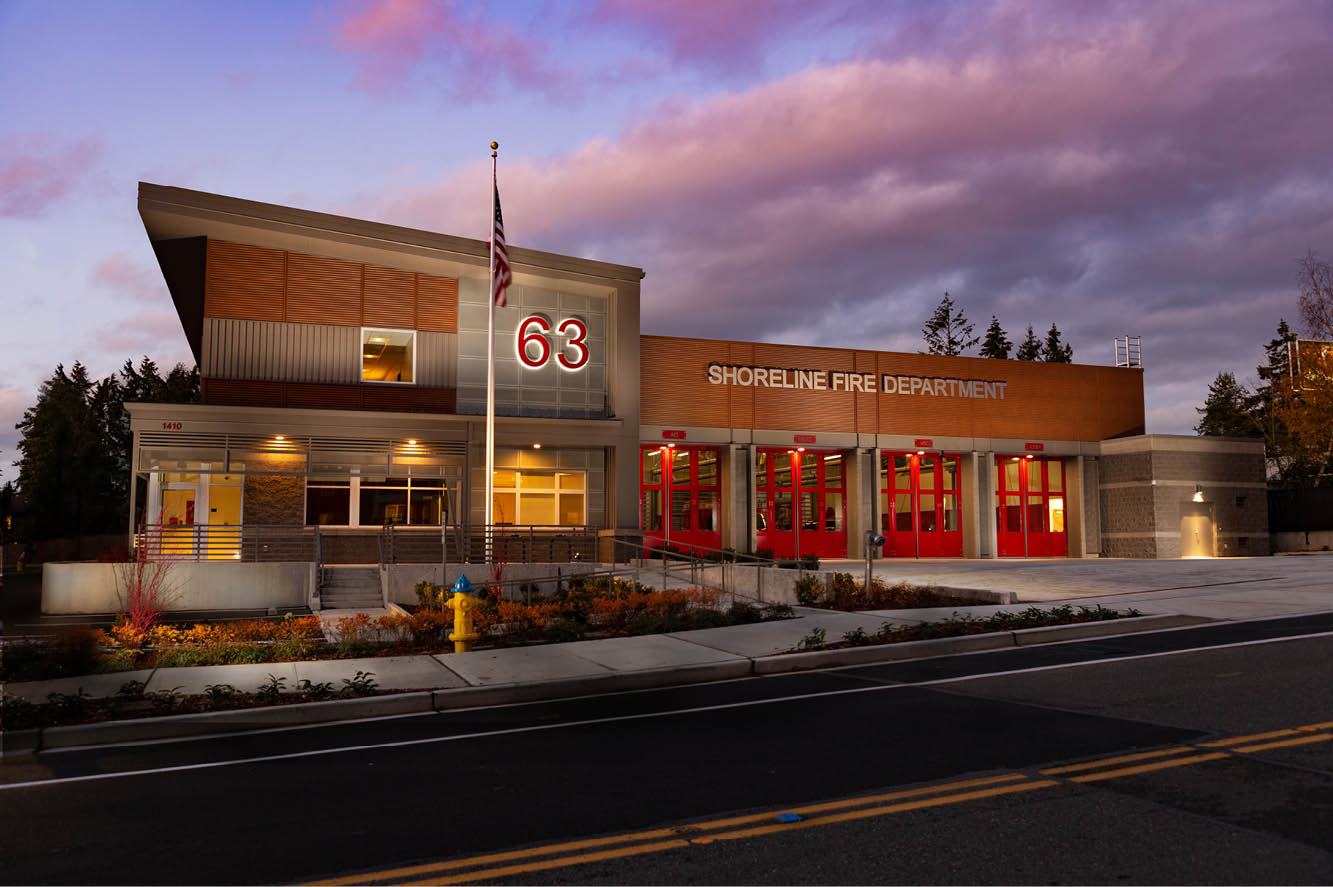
<box><xmin>42</xmin><ymin>561</ymin><xmax>311</xmax><ymax>614</ymax></box>
<box><xmin>385</xmin><ymin>562</ymin><xmax>609</xmax><ymax>605</ymax></box>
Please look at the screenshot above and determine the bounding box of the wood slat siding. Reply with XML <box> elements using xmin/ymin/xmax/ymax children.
<box><xmin>363</xmin><ymin>265</ymin><xmax>416</xmax><ymax>328</ymax></box>
<box><xmin>639</xmin><ymin>335</ymin><xmax>1146</xmax><ymax>442</ymax></box>
<box><xmin>416</xmin><ymin>274</ymin><xmax>458</xmax><ymax>332</ymax></box>
<box><xmin>285</xmin><ymin>253</ymin><xmax>362</xmax><ymax>324</ymax></box>
<box><xmin>204</xmin><ymin>378</ymin><xmax>456</xmax><ymax>414</ymax></box>
<box><xmin>205</xmin><ymin>241</ymin><xmax>285</xmax><ymax>321</ymax></box>
<box><xmin>204</xmin><ymin>240</ymin><xmax>458</xmax><ymax>332</ymax></box>
<box><xmin>203</xmin><ymin>318</ymin><xmax>358</xmax><ymax>383</ymax></box>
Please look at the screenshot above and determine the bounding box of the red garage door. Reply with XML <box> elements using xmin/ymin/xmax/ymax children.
<box><xmin>995</xmin><ymin>455</ymin><xmax>1067</xmax><ymax>558</ymax></box>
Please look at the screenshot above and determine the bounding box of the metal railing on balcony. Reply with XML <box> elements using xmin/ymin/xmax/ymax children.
<box><xmin>380</xmin><ymin>525</ymin><xmax>599</xmax><ymax>565</ymax></box>
<box><xmin>132</xmin><ymin>525</ymin><xmax>316</xmax><ymax>562</ymax></box>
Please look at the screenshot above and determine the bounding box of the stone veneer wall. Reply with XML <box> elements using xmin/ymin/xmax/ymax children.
<box><xmin>241</xmin><ymin>453</ymin><xmax>306</xmax><ymax>525</ymax></box>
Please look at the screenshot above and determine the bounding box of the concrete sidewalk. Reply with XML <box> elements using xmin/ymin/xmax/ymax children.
<box><xmin>10</xmin><ymin>558</ymin><xmax>1330</xmax><ymax>704</ymax></box>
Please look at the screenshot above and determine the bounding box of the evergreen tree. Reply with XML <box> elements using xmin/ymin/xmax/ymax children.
<box><xmin>1015</xmin><ymin>325</ymin><xmax>1042</xmax><ymax>361</ymax></box>
<box><xmin>13</xmin><ymin>358</ymin><xmax>200</xmax><ymax>539</ymax></box>
<box><xmin>1040</xmin><ymin>323</ymin><xmax>1074</xmax><ymax>363</ymax></box>
<box><xmin>1195</xmin><ymin>372</ymin><xmax>1258</xmax><ymax>438</ymax></box>
<box><xmin>921</xmin><ymin>293</ymin><xmax>980</xmax><ymax>356</ymax></box>
<box><xmin>978</xmin><ymin>316</ymin><xmax>1012</xmax><ymax>359</ymax></box>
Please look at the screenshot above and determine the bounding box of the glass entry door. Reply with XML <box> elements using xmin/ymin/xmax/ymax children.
<box><xmin>640</xmin><ymin>445</ymin><xmax>721</xmax><ymax>555</ymax></box>
<box><xmin>755</xmin><ymin>448</ymin><xmax>846</xmax><ymax>559</ymax></box>
<box><xmin>879</xmin><ymin>452</ymin><xmax>962</xmax><ymax>557</ymax></box>
<box><xmin>995</xmin><ymin>456</ymin><xmax>1067</xmax><ymax>558</ymax></box>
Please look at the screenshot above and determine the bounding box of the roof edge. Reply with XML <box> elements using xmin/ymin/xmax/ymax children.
<box><xmin>137</xmin><ymin>182</ymin><xmax>646</xmax><ymax>283</ymax></box>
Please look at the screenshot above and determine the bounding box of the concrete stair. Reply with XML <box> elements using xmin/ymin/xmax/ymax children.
<box><xmin>319</xmin><ymin>566</ymin><xmax>383</xmax><ymax>610</ymax></box>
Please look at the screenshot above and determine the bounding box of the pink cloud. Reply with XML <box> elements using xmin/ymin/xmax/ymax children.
<box><xmin>91</xmin><ymin>252</ymin><xmax>166</xmax><ymax>304</ymax></box>
<box><xmin>331</xmin><ymin>0</ymin><xmax>567</xmax><ymax>97</ymax></box>
<box><xmin>0</xmin><ymin>135</ymin><xmax>101</xmax><ymax>218</ymax></box>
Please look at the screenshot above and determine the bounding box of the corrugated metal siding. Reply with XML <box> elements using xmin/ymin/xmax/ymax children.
<box><xmin>417</xmin><ymin>274</ymin><xmax>458</xmax><ymax>332</ymax></box>
<box><xmin>203</xmin><ymin>318</ymin><xmax>358</xmax><ymax>383</ymax></box>
<box><xmin>417</xmin><ymin>331</ymin><xmax>457</xmax><ymax>388</ymax></box>
<box><xmin>364</xmin><ymin>265</ymin><xmax>416</xmax><ymax>328</ymax></box>
<box><xmin>286</xmin><ymin>253</ymin><xmax>362</xmax><ymax>325</ymax></box>
<box><xmin>205</xmin><ymin>241</ymin><xmax>285</xmax><ymax>321</ymax></box>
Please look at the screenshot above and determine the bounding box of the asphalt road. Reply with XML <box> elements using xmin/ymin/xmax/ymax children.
<box><xmin>2</xmin><ymin>614</ymin><xmax>1331</xmax><ymax>885</ymax></box>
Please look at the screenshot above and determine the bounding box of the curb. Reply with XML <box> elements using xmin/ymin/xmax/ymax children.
<box><xmin>1</xmin><ymin>613</ymin><xmax>1210</xmax><ymax>757</ymax></box>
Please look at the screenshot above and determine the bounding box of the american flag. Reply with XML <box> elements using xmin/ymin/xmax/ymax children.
<box><xmin>491</xmin><ymin>184</ymin><xmax>511</xmax><ymax>308</ymax></box>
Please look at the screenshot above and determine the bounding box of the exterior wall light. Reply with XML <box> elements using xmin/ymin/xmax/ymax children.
<box><xmin>274</xmin><ymin>435</ymin><xmax>286</xmax><ymax>441</ymax></box>
<box><xmin>1193</xmin><ymin>485</ymin><xmax>1205</xmax><ymax>503</ymax></box>
<box><xmin>532</xmin><ymin>442</ymin><xmax>542</xmax><ymax>449</ymax></box>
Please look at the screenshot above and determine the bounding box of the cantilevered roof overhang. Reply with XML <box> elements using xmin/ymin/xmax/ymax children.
<box><xmin>137</xmin><ymin>182</ymin><xmax>646</xmax><ymax>364</ymax></box>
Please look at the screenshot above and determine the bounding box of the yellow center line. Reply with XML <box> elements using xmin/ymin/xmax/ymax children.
<box><xmin>404</xmin><ymin>780</ymin><xmax>1059</xmax><ymax>887</ymax></box>
<box><xmin>304</xmin><ymin>773</ymin><xmax>1030</xmax><ymax>886</ymax></box>
<box><xmin>1200</xmin><ymin>728</ymin><xmax>1301</xmax><ymax>747</ymax></box>
<box><xmin>1040</xmin><ymin>746</ymin><xmax>1194</xmax><ymax>775</ymax></box>
<box><xmin>1068</xmin><ymin>752</ymin><xmax>1230</xmax><ymax>782</ymax></box>
<box><xmin>1231</xmin><ymin>733</ymin><xmax>1333</xmax><ymax>753</ymax></box>
<box><xmin>310</xmin><ymin>720</ymin><xmax>1333</xmax><ymax>886</ymax></box>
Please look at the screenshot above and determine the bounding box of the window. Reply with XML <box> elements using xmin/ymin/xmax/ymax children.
<box><xmin>361</xmin><ymin>328</ymin><xmax>414</xmax><ymax>383</ymax></box>
<box><xmin>492</xmin><ymin>470</ymin><xmax>586</xmax><ymax>526</ymax></box>
<box><xmin>360</xmin><ymin>476</ymin><xmax>444</xmax><ymax>526</ymax></box>
<box><xmin>306</xmin><ymin>480</ymin><xmax>351</xmax><ymax>526</ymax></box>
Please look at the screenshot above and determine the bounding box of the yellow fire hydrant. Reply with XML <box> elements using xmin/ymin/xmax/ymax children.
<box><xmin>445</xmin><ymin>575</ymin><xmax>481</xmax><ymax>653</ymax></box>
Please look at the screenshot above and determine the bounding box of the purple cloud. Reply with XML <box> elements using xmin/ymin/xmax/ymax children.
<box><xmin>343</xmin><ymin>0</ymin><xmax>1333</xmax><ymax>431</ymax></box>
<box><xmin>0</xmin><ymin>135</ymin><xmax>101</xmax><ymax>218</ymax></box>
<box><xmin>330</xmin><ymin>0</ymin><xmax>570</xmax><ymax>98</ymax></box>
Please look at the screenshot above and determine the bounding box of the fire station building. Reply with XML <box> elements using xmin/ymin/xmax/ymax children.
<box><xmin>130</xmin><ymin>183</ymin><xmax>1268</xmax><ymax>564</ymax></box>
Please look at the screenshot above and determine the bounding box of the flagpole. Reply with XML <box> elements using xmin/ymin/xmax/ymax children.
<box><xmin>485</xmin><ymin>141</ymin><xmax>498</xmax><ymax>563</ymax></box>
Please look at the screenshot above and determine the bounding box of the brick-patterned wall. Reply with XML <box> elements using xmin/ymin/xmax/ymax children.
<box><xmin>640</xmin><ymin>335</ymin><xmax>1145</xmax><ymax>442</ymax></box>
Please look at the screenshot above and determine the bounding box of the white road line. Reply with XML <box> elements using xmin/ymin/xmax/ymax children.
<box><xmin>5</xmin><ymin>627</ymin><xmax>1332</xmax><ymax>792</ymax></box>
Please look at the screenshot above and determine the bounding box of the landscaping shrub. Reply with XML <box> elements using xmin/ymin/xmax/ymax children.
<box><xmin>794</xmin><ymin>575</ymin><xmax>823</xmax><ymax>606</ymax></box>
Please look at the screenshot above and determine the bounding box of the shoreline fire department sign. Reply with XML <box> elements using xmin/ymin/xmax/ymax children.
<box><xmin>707</xmin><ymin>363</ymin><xmax>1008</xmax><ymax>400</ymax></box>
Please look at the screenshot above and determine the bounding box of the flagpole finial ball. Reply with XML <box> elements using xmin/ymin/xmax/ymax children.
<box><xmin>490</xmin><ymin>141</ymin><xmax>499</xmax><ymax>150</ymax></box>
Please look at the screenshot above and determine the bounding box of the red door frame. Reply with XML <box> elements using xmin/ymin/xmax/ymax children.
<box><xmin>640</xmin><ymin>444</ymin><xmax>722</xmax><ymax>555</ymax></box>
<box><xmin>995</xmin><ymin>455</ymin><xmax>1067</xmax><ymax>558</ymax></box>
<box><xmin>879</xmin><ymin>451</ymin><xmax>963</xmax><ymax>558</ymax></box>
<box><xmin>755</xmin><ymin>447</ymin><xmax>847</xmax><ymax>559</ymax></box>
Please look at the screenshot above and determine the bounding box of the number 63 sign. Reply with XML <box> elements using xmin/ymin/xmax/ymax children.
<box><xmin>516</xmin><ymin>315</ymin><xmax>589</xmax><ymax>370</ymax></box>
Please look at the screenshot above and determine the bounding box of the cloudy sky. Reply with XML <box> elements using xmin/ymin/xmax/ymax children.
<box><xmin>3</xmin><ymin>0</ymin><xmax>1332</xmax><ymax>484</ymax></box>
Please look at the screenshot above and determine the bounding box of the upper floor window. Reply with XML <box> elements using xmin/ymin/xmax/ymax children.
<box><xmin>362</xmin><ymin>328</ymin><xmax>414</xmax><ymax>383</ymax></box>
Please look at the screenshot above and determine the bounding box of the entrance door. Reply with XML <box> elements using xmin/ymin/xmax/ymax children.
<box><xmin>879</xmin><ymin>452</ymin><xmax>963</xmax><ymax>557</ymax></box>
<box><xmin>994</xmin><ymin>456</ymin><xmax>1068</xmax><ymax>558</ymax></box>
<box><xmin>640</xmin><ymin>445</ymin><xmax>722</xmax><ymax>555</ymax></box>
<box><xmin>755</xmin><ymin>448</ymin><xmax>846</xmax><ymax>559</ymax></box>
<box><xmin>1180</xmin><ymin>503</ymin><xmax>1215</xmax><ymax>557</ymax></box>
<box><xmin>205</xmin><ymin>472</ymin><xmax>243</xmax><ymax>559</ymax></box>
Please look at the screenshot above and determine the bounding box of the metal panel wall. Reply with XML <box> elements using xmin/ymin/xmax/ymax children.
<box><xmin>203</xmin><ymin>318</ymin><xmax>358</xmax><ymax>383</ymax></box>
<box><xmin>417</xmin><ymin>331</ymin><xmax>458</xmax><ymax>388</ymax></box>
<box><xmin>204</xmin><ymin>318</ymin><xmax>459</xmax><ymax>388</ymax></box>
